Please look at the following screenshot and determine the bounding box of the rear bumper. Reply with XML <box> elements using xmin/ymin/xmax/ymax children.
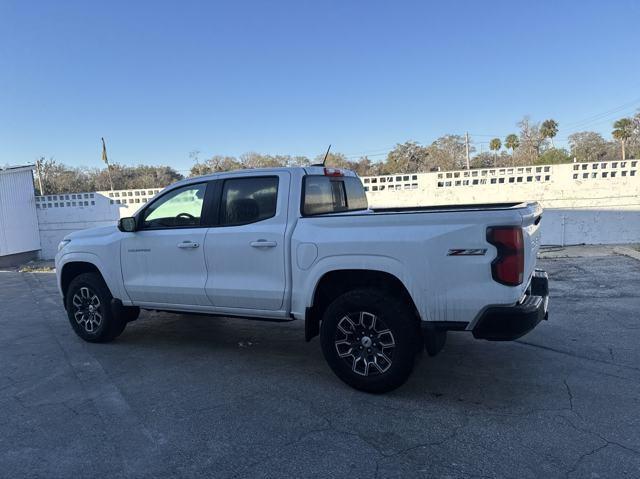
<box><xmin>472</xmin><ymin>270</ymin><xmax>549</xmax><ymax>341</ymax></box>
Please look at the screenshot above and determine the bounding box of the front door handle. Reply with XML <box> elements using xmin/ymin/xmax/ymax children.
<box><xmin>177</xmin><ymin>241</ymin><xmax>200</xmax><ymax>249</ymax></box>
<box><xmin>250</xmin><ymin>240</ymin><xmax>277</xmax><ymax>248</ymax></box>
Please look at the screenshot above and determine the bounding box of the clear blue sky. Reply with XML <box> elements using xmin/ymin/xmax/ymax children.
<box><xmin>1</xmin><ymin>0</ymin><xmax>639</xmax><ymax>172</ymax></box>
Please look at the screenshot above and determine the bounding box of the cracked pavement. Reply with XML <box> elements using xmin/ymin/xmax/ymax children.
<box><xmin>1</xmin><ymin>254</ymin><xmax>639</xmax><ymax>478</ymax></box>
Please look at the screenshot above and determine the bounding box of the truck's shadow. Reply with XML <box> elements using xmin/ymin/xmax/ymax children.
<box><xmin>110</xmin><ymin>311</ymin><xmax>556</xmax><ymax>410</ymax></box>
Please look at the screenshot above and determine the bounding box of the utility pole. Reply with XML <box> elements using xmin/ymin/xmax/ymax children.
<box><xmin>465</xmin><ymin>132</ymin><xmax>470</xmax><ymax>169</ymax></box>
<box><xmin>106</xmin><ymin>164</ymin><xmax>115</xmax><ymax>192</ymax></box>
<box><xmin>35</xmin><ymin>157</ymin><xmax>45</xmax><ymax>195</ymax></box>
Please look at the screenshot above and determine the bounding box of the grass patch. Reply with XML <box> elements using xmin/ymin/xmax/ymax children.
<box><xmin>19</xmin><ymin>260</ymin><xmax>55</xmax><ymax>273</ymax></box>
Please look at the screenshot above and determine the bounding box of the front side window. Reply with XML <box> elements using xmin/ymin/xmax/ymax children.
<box><xmin>142</xmin><ymin>183</ymin><xmax>206</xmax><ymax>228</ymax></box>
<box><xmin>220</xmin><ymin>177</ymin><xmax>279</xmax><ymax>226</ymax></box>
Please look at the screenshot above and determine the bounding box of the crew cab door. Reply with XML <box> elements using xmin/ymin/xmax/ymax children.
<box><xmin>204</xmin><ymin>173</ymin><xmax>289</xmax><ymax>311</ymax></box>
<box><xmin>120</xmin><ymin>181</ymin><xmax>213</xmax><ymax>306</ymax></box>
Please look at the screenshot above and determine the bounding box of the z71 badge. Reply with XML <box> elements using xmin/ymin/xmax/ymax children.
<box><xmin>447</xmin><ymin>249</ymin><xmax>487</xmax><ymax>256</ymax></box>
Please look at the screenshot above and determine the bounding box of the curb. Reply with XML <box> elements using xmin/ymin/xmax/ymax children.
<box><xmin>613</xmin><ymin>247</ymin><xmax>640</xmax><ymax>262</ymax></box>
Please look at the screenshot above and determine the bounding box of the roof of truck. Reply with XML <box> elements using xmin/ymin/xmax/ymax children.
<box><xmin>175</xmin><ymin>165</ymin><xmax>358</xmax><ymax>187</ymax></box>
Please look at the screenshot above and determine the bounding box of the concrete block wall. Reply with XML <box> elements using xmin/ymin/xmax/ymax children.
<box><xmin>362</xmin><ymin>160</ymin><xmax>640</xmax><ymax>247</ymax></box>
<box><xmin>361</xmin><ymin>160</ymin><xmax>639</xmax><ymax>209</ymax></box>
<box><xmin>36</xmin><ymin>188</ymin><xmax>162</xmax><ymax>259</ymax></box>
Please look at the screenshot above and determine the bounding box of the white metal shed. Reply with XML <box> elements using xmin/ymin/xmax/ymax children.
<box><xmin>0</xmin><ymin>165</ymin><xmax>41</xmax><ymax>264</ymax></box>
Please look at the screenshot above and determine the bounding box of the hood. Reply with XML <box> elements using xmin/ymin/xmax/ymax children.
<box><xmin>65</xmin><ymin>225</ymin><xmax>119</xmax><ymax>241</ymax></box>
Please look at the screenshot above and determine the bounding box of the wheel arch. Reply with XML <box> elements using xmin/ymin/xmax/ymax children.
<box><xmin>57</xmin><ymin>250</ymin><xmax>130</xmax><ymax>304</ymax></box>
<box><xmin>304</xmin><ymin>268</ymin><xmax>421</xmax><ymax>342</ymax></box>
<box><xmin>60</xmin><ymin>261</ymin><xmax>109</xmax><ymax>300</ymax></box>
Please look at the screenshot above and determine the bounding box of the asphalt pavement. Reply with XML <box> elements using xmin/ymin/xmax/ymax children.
<box><xmin>1</xmin><ymin>253</ymin><xmax>639</xmax><ymax>478</ymax></box>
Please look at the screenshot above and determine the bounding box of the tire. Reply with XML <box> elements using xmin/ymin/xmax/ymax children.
<box><xmin>320</xmin><ymin>288</ymin><xmax>421</xmax><ymax>393</ymax></box>
<box><xmin>65</xmin><ymin>272</ymin><xmax>127</xmax><ymax>343</ymax></box>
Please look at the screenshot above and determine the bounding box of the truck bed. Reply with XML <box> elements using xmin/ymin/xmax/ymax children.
<box><xmin>292</xmin><ymin>200</ymin><xmax>542</xmax><ymax>322</ymax></box>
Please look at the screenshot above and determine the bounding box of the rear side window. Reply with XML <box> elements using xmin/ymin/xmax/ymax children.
<box><xmin>303</xmin><ymin>176</ymin><xmax>368</xmax><ymax>215</ymax></box>
<box><xmin>220</xmin><ymin>177</ymin><xmax>279</xmax><ymax>226</ymax></box>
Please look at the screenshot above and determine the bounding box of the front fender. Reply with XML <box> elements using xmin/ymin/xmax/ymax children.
<box><xmin>56</xmin><ymin>251</ymin><xmax>131</xmax><ymax>304</ymax></box>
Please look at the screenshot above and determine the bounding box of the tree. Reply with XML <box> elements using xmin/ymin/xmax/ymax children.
<box><xmin>352</xmin><ymin>156</ymin><xmax>379</xmax><ymax>176</ymax></box>
<box><xmin>38</xmin><ymin>158</ymin><xmax>92</xmax><ymax>194</ymax></box>
<box><xmin>189</xmin><ymin>155</ymin><xmax>244</xmax><ymax>176</ymax></box>
<box><xmin>383</xmin><ymin>141</ymin><xmax>432</xmax><ymax>173</ymax></box>
<box><xmin>35</xmin><ymin>159</ymin><xmax>184</xmax><ymax>193</ymax></box>
<box><xmin>489</xmin><ymin>138</ymin><xmax>501</xmax><ymax>165</ymax></box>
<box><xmin>504</xmin><ymin>134</ymin><xmax>519</xmax><ymax>156</ymax></box>
<box><xmin>427</xmin><ymin>135</ymin><xmax>472</xmax><ymax>170</ymax></box>
<box><xmin>240</xmin><ymin>152</ymin><xmax>286</xmax><ymax>169</ymax></box>
<box><xmin>516</xmin><ymin>116</ymin><xmax>545</xmax><ymax>165</ymax></box>
<box><xmin>630</xmin><ymin>111</ymin><xmax>640</xmax><ymax>158</ymax></box>
<box><xmin>89</xmin><ymin>164</ymin><xmax>183</xmax><ymax>190</ymax></box>
<box><xmin>537</xmin><ymin>148</ymin><xmax>571</xmax><ymax>165</ymax></box>
<box><xmin>318</xmin><ymin>152</ymin><xmax>351</xmax><ymax>169</ymax></box>
<box><xmin>322</xmin><ymin>153</ymin><xmax>382</xmax><ymax>176</ymax></box>
<box><xmin>287</xmin><ymin>156</ymin><xmax>312</xmax><ymax>167</ymax></box>
<box><xmin>540</xmin><ymin>119</ymin><xmax>559</xmax><ymax>148</ymax></box>
<box><xmin>470</xmin><ymin>152</ymin><xmax>495</xmax><ymax>168</ymax></box>
<box><xmin>612</xmin><ymin>118</ymin><xmax>634</xmax><ymax>160</ymax></box>
<box><xmin>567</xmin><ymin>131</ymin><xmax>615</xmax><ymax>162</ymax></box>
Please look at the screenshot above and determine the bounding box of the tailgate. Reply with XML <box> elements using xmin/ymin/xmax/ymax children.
<box><xmin>521</xmin><ymin>202</ymin><xmax>543</xmax><ymax>285</ymax></box>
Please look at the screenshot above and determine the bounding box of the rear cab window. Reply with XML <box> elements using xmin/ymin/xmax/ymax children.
<box><xmin>302</xmin><ymin>174</ymin><xmax>368</xmax><ymax>216</ymax></box>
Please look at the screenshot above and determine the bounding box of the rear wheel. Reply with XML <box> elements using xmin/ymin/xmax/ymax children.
<box><xmin>320</xmin><ymin>288</ymin><xmax>421</xmax><ymax>393</ymax></box>
<box><xmin>65</xmin><ymin>273</ymin><xmax>127</xmax><ymax>343</ymax></box>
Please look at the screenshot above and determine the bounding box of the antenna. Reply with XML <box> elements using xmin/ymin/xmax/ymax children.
<box><xmin>311</xmin><ymin>144</ymin><xmax>332</xmax><ymax>167</ymax></box>
<box><xmin>321</xmin><ymin>144</ymin><xmax>332</xmax><ymax>166</ymax></box>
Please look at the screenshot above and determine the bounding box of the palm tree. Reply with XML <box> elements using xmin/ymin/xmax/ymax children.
<box><xmin>541</xmin><ymin>119</ymin><xmax>559</xmax><ymax>148</ymax></box>
<box><xmin>612</xmin><ymin>118</ymin><xmax>633</xmax><ymax>160</ymax></box>
<box><xmin>489</xmin><ymin>138</ymin><xmax>501</xmax><ymax>166</ymax></box>
<box><xmin>505</xmin><ymin>134</ymin><xmax>519</xmax><ymax>155</ymax></box>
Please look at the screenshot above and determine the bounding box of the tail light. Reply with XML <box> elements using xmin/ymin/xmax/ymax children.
<box><xmin>487</xmin><ymin>226</ymin><xmax>524</xmax><ymax>286</ymax></box>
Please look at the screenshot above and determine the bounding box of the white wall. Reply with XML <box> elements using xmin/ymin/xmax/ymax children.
<box><xmin>362</xmin><ymin>161</ymin><xmax>640</xmax><ymax>210</ymax></box>
<box><xmin>36</xmin><ymin>188</ymin><xmax>161</xmax><ymax>259</ymax></box>
<box><xmin>541</xmin><ymin>208</ymin><xmax>640</xmax><ymax>246</ymax></box>
<box><xmin>0</xmin><ymin>167</ymin><xmax>41</xmax><ymax>256</ymax></box>
<box><xmin>362</xmin><ymin>160</ymin><xmax>640</xmax><ymax>247</ymax></box>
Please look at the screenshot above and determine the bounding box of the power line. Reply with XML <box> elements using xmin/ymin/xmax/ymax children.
<box><xmin>561</xmin><ymin>107</ymin><xmax>640</xmax><ymax>136</ymax></box>
<box><xmin>562</xmin><ymin>96</ymin><xmax>640</xmax><ymax>129</ymax></box>
<box><xmin>181</xmin><ymin>98</ymin><xmax>640</xmax><ymax>166</ymax></box>
<box><xmin>468</xmin><ymin>97</ymin><xmax>640</xmax><ymax>143</ymax></box>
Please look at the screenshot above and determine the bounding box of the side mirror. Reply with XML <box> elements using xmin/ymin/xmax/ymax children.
<box><xmin>118</xmin><ymin>217</ymin><xmax>137</xmax><ymax>232</ymax></box>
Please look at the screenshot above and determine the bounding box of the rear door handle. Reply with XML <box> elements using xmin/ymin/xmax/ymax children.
<box><xmin>250</xmin><ymin>240</ymin><xmax>277</xmax><ymax>248</ymax></box>
<box><xmin>177</xmin><ymin>241</ymin><xmax>200</xmax><ymax>249</ymax></box>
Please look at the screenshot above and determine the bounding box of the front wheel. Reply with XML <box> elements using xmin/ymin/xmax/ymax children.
<box><xmin>65</xmin><ymin>273</ymin><xmax>127</xmax><ymax>343</ymax></box>
<box><xmin>320</xmin><ymin>288</ymin><xmax>421</xmax><ymax>393</ymax></box>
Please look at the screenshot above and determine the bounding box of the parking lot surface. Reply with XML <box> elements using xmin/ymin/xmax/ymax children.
<box><xmin>1</xmin><ymin>254</ymin><xmax>639</xmax><ymax>478</ymax></box>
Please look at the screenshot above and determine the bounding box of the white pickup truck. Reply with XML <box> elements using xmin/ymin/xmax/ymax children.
<box><xmin>55</xmin><ymin>166</ymin><xmax>548</xmax><ymax>392</ymax></box>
